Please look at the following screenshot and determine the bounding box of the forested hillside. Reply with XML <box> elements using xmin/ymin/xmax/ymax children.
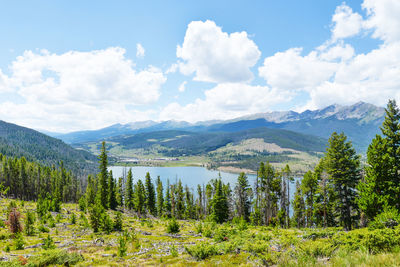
<box><xmin>0</xmin><ymin>120</ymin><xmax>97</xmax><ymax>175</ymax></box>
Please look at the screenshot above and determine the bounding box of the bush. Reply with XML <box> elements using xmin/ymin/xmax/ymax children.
<box><xmin>369</xmin><ymin>207</ymin><xmax>400</xmax><ymax>230</ymax></box>
<box><xmin>170</xmin><ymin>245</ymin><xmax>178</xmax><ymax>257</ymax></box>
<box><xmin>365</xmin><ymin>228</ymin><xmax>400</xmax><ymax>254</ymax></box>
<box><xmin>298</xmin><ymin>239</ymin><xmax>336</xmax><ymax>258</ymax></box>
<box><xmin>14</xmin><ymin>233</ymin><xmax>24</xmax><ymax>250</ymax></box>
<box><xmin>38</xmin><ymin>224</ymin><xmax>50</xmax><ymax>233</ymax></box>
<box><xmin>166</xmin><ymin>218</ymin><xmax>180</xmax><ymax>234</ymax></box>
<box><xmin>43</xmin><ymin>234</ymin><xmax>56</xmax><ymax>250</ymax></box>
<box><xmin>70</xmin><ymin>213</ymin><xmax>76</xmax><ymax>225</ymax></box>
<box><xmin>202</xmin><ymin>223</ymin><xmax>213</xmax><ymax>238</ymax></box>
<box><xmin>185</xmin><ymin>243</ymin><xmax>218</xmax><ymax>260</ymax></box>
<box><xmin>114</xmin><ymin>212</ymin><xmax>123</xmax><ymax>231</ymax></box>
<box><xmin>79</xmin><ymin>196</ymin><xmax>87</xmax><ymax>212</ymax></box>
<box><xmin>195</xmin><ymin>222</ymin><xmax>203</xmax><ymax>234</ymax></box>
<box><xmin>25</xmin><ymin>211</ymin><xmax>36</xmax><ymax>236</ymax></box>
<box><xmin>118</xmin><ymin>231</ymin><xmax>129</xmax><ymax>257</ymax></box>
<box><xmin>27</xmin><ymin>250</ymin><xmax>84</xmax><ymax>266</ymax></box>
<box><xmin>80</xmin><ymin>212</ymin><xmax>89</xmax><ymax>228</ymax></box>
<box><xmin>101</xmin><ymin>213</ymin><xmax>114</xmax><ymax>234</ymax></box>
<box><xmin>213</xmin><ymin>226</ymin><xmax>230</xmax><ymax>242</ymax></box>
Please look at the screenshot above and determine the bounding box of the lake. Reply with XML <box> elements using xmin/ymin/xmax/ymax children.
<box><xmin>109</xmin><ymin>166</ymin><xmax>298</xmax><ymax>201</ymax></box>
<box><xmin>109</xmin><ymin>166</ymin><xmax>255</xmax><ymax>190</ymax></box>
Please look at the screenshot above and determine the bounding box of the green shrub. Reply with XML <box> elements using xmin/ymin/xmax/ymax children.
<box><xmin>298</xmin><ymin>239</ymin><xmax>336</xmax><ymax>258</ymax></box>
<box><xmin>4</xmin><ymin>244</ymin><xmax>10</xmax><ymax>252</ymax></box>
<box><xmin>170</xmin><ymin>245</ymin><xmax>178</xmax><ymax>257</ymax></box>
<box><xmin>70</xmin><ymin>213</ymin><xmax>76</xmax><ymax>224</ymax></box>
<box><xmin>195</xmin><ymin>222</ymin><xmax>203</xmax><ymax>234</ymax></box>
<box><xmin>55</xmin><ymin>214</ymin><xmax>62</xmax><ymax>223</ymax></box>
<box><xmin>114</xmin><ymin>211</ymin><xmax>123</xmax><ymax>231</ymax></box>
<box><xmin>79</xmin><ymin>196</ymin><xmax>87</xmax><ymax>212</ymax></box>
<box><xmin>213</xmin><ymin>226</ymin><xmax>230</xmax><ymax>242</ymax></box>
<box><xmin>101</xmin><ymin>213</ymin><xmax>114</xmax><ymax>234</ymax></box>
<box><xmin>14</xmin><ymin>233</ymin><xmax>24</xmax><ymax>250</ymax></box>
<box><xmin>24</xmin><ymin>211</ymin><xmax>35</xmax><ymax>236</ymax></box>
<box><xmin>369</xmin><ymin>207</ymin><xmax>400</xmax><ymax>230</ymax></box>
<box><xmin>365</xmin><ymin>228</ymin><xmax>400</xmax><ymax>254</ymax></box>
<box><xmin>202</xmin><ymin>224</ymin><xmax>213</xmax><ymax>238</ymax></box>
<box><xmin>80</xmin><ymin>212</ymin><xmax>89</xmax><ymax>227</ymax></box>
<box><xmin>118</xmin><ymin>231</ymin><xmax>129</xmax><ymax>257</ymax></box>
<box><xmin>185</xmin><ymin>243</ymin><xmax>218</xmax><ymax>260</ymax></box>
<box><xmin>43</xmin><ymin>234</ymin><xmax>56</xmax><ymax>250</ymax></box>
<box><xmin>27</xmin><ymin>250</ymin><xmax>84</xmax><ymax>266</ymax></box>
<box><xmin>166</xmin><ymin>218</ymin><xmax>180</xmax><ymax>234</ymax></box>
<box><xmin>38</xmin><ymin>224</ymin><xmax>50</xmax><ymax>233</ymax></box>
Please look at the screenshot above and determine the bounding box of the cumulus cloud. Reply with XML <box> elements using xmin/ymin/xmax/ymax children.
<box><xmin>363</xmin><ymin>0</ymin><xmax>400</xmax><ymax>43</ymax></box>
<box><xmin>331</xmin><ymin>3</ymin><xmax>364</xmax><ymax>41</ymax></box>
<box><xmin>257</xmin><ymin>0</ymin><xmax>400</xmax><ymax>111</ymax></box>
<box><xmin>258</xmin><ymin>47</ymin><xmax>339</xmax><ymax>91</ymax></box>
<box><xmin>136</xmin><ymin>43</ymin><xmax>145</xmax><ymax>58</ymax></box>
<box><xmin>0</xmin><ymin>47</ymin><xmax>166</xmax><ymax>132</ymax></box>
<box><xmin>177</xmin><ymin>20</ymin><xmax>261</xmax><ymax>83</ymax></box>
<box><xmin>160</xmin><ymin>83</ymin><xmax>290</xmax><ymax>122</ymax></box>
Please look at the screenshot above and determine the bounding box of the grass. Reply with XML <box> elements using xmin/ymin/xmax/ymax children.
<box><xmin>2</xmin><ymin>198</ymin><xmax>400</xmax><ymax>266</ymax></box>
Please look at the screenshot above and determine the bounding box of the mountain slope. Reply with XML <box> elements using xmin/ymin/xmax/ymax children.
<box><xmin>0</xmin><ymin>120</ymin><xmax>97</xmax><ymax>175</ymax></box>
<box><xmin>57</xmin><ymin>101</ymin><xmax>385</xmax><ymax>153</ymax></box>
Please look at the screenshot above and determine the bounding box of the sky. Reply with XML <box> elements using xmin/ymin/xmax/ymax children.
<box><xmin>0</xmin><ymin>0</ymin><xmax>399</xmax><ymax>133</ymax></box>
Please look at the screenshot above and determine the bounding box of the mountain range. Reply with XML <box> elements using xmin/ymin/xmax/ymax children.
<box><xmin>52</xmin><ymin>102</ymin><xmax>385</xmax><ymax>153</ymax></box>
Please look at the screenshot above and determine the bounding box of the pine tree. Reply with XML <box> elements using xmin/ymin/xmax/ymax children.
<box><xmin>134</xmin><ymin>179</ymin><xmax>145</xmax><ymax>217</ymax></box>
<box><xmin>125</xmin><ymin>169</ymin><xmax>134</xmax><ymax>209</ymax></box>
<box><xmin>302</xmin><ymin>170</ymin><xmax>318</xmax><ymax>227</ymax></box>
<box><xmin>156</xmin><ymin>177</ymin><xmax>164</xmax><ymax>217</ymax></box>
<box><xmin>175</xmin><ymin>180</ymin><xmax>184</xmax><ymax>219</ymax></box>
<box><xmin>210</xmin><ymin>179</ymin><xmax>228</xmax><ymax>223</ymax></box>
<box><xmin>282</xmin><ymin>164</ymin><xmax>293</xmax><ymax>228</ymax></box>
<box><xmin>98</xmin><ymin>141</ymin><xmax>109</xmax><ymax>209</ymax></box>
<box><xmin>292</xmin><ymin>180</ymin><xmax>305</xmax><ymax>228</ymax></box>
<box><xmin>108</xmin><ymin>170</ymin><xmax>118</xmax><ymax>210</ymax></box>
<box><xmin>164</xmin><ymin>179</ymin><xmax>171</xmax><ymax>217</ymax></box>
<box><xmin>144</xmin><ymin>172</ymin><xmax>156</xmax><ymax>215</ymax></box>
<box><xmin>234</xmin><ymin>172</ymin><xmax>252</xmax><ymax>221</ymax></box>
<box><xmin>358</xmin><ymin>100</ymin><xmax>400</xmax><ymax>220</ymax></box>
<box><xmin>85</xmin><ymin>175</ymin><xmax>96</xmax><ymax>207</ymax></box>
<box><xmin>324</xmin><ymin>132</ymin><xmax>361</xmax><ymax>230</ymax></box>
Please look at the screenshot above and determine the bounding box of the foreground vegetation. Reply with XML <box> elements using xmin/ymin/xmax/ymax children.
<box><xmin>2</xmin><ymin>199</ymin><xmax>400</xmax><ymax>266</ymax></box>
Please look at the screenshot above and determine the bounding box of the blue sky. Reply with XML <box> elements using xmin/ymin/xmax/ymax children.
<box><xmin>0</xmin><ymin>0</ymin><xmax>399</xmax><ymax>132</ymax></box>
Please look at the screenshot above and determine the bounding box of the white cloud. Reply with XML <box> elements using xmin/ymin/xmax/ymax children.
<box><xmin>258</xmin><ymin>47</ymin><xmax>339</xmax><ymax>91</ymax></box>
<box><xmin>331</xmin><ymin>3</ymin><xmax>364</xmax><ymax>41</ymax></box>
<box><xmin>160</xmin><ymin>83</ymin><xmax>290</xmax><ymax>122</ymax></box>
<box><xmin>178</xmin><ymin>81</ymin><xmax>187</xmax><ymax>92</ymax></box>
<box><xmin>136</xmin><ymin>43</ymin><xmax>145</xmax><ymax>58</ymax></box>
<box><xmin>177</xmin><ymin>20</ymin><xmax>261</xmax><ymax>83</ymax></box>
<box><xmin>0</xmin><ymin>47</ymin><xmax>166</xmax><ymax>132</ymax></box>
<box><xmin>363</xmin><ymin>0</ymin><xmax>400</xmax><ymax>43</ymax></box>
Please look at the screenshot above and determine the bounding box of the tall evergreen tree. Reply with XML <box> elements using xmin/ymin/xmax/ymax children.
<box><xmin>108</xmin><ymin>170</ymin><xmax>118</xmax><ymax>210</ymax></box>
<box><xmin>98</xmin><ymin>141</ymin><xmax>109</xmax><ymax>209</ymax></box>
<box><xmin>234</xmin><ymin>172</ymin><xmax>252</xmax><ymax>221</ymax></box>
<box><xmin>359</xmin><ymin>100</ymin><xmax>400</xmax><ymax>221</ymax></box>
<box><xmin>125</xmin><ymin>169</ymin><xmax>134</xmax><ymax>209</ymax></box>
<box><xmin>302</xmin><ymin>170</ymin><xmax>318</xmax><ymax>227</ymax></box>
<box><xmin>292</xmin><ymin>180</ymin><xmax>305</xmax><ymax>228</ymax></box>
<box><xmin>144</xmin><ymin>172</ymin><xmax>156</xmax><ymax>215</ymax></box>
<box><xmin>134</xmin><ymin>179</ymin><xmax>145</xmax><ymax>217</ymax></box>
<box><xmin>164</xmin><ymin>179</ymin><xmax>171</xmax><ymax>217</ymax></box>
<box><xmin>211</xmin><ymin>179</ymin><xmax>229</xmax><ymax>223</ymax></box>
<box><xmin>156</xmin><ymin>176</ymin><xmax>164</xmax><ymax>217</ymax></box>
<box><xmin>324</xmin><ymin>132</ymin><xmax>361</xmax><ymax>230</ymax></box>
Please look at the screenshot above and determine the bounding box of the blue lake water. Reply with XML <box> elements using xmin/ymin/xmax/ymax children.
<box><xmin>109</xmin><ymin>166</ymin><xmax>256</xmax><ymax>190</ymax></box>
